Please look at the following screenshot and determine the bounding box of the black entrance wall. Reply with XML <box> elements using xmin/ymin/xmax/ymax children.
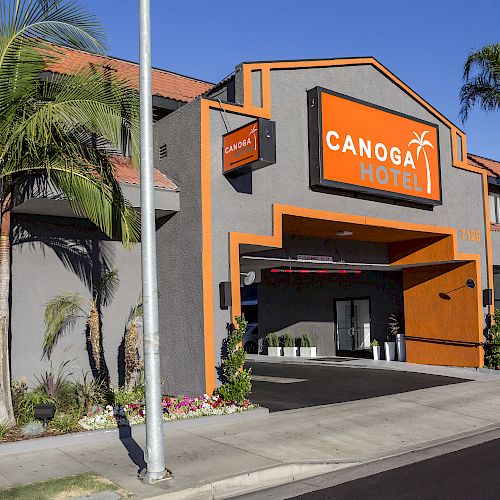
<box><xmin>258</xmin><ymin>269</ymin><xmax>404</xmax><ymax>356</ymax></box>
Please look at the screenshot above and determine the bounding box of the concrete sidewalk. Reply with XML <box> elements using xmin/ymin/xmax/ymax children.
<box><xmin>2</xmin><ymin>378</ymin><xmax>500</xmax><ymax>498</ymax></box>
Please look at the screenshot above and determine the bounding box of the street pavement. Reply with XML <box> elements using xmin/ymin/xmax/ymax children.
<box><xmin>1</xmin><ymin>362</ymin><xmax>500</xmax><ymax>498</ymax></box>
<box><xmin>246</xmin><ymin>436</ymin><xmax>500</xmax><ymax>499</ymax></box>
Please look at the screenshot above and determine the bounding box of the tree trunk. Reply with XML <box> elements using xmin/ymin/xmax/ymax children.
<box><xmin>0</xmin><ymin>193</ymin><xmax>15</xmax><ymax>425</ymax></box>
<box><xmin>88</xmin><ymin>301</ymin><xmax>101</xmax><ymax>372</ymax></box>
<box><xmin>124</xmin><ymin>319</ymin><xmax>139</xmax><ymax>390</ymax></box>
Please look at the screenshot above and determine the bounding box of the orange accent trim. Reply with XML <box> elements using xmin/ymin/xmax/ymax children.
<box><xmin>200</xmin><ymin>101</ymin><xmax>216</xmax><ymax>394</ymax></box>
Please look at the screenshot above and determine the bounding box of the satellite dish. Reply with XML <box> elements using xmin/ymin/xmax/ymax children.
<box><xmin>241</xmin><ymin>271</ymin><xmax>256</xmax><ymax>286</ymax></box>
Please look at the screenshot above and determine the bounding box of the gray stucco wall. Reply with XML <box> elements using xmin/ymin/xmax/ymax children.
<box><xmin>154</xmin><ymin>99</ymin><xmax>206</xmax><ymax>396</ymax></box>
<box><xmin>258</xmin><ymin>269</ymin><xmax>403</xmax><ymax>356</ymax></box>
<box><xmin>491</xmin><ymin>231</ymin><xmax>500</xmax><ymax>266</ymax></box>
<box><xmin>207</xmin><ymin>63</ymin><xmax>489</xmax><ymax>382</ymax></box>
<box><xmin>10</xmin><ymin>214</ymin><xmax>142</xmax><ymax>386</ymax></box>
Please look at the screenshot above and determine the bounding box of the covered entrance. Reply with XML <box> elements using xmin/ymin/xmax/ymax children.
<box><xmin>230</xmin><ymin>205</ymin><xmax>484</xmax><ymax>367</ymax></box>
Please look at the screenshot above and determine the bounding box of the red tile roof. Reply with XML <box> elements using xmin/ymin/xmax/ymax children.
<box><xmin>45</xmin><ymin>46</ymin><xmax>213</xmax><ymax>103</ymax></box>
<box><xmin>111</xmin><ymin>156</ymin><xmax>177</xmax><ymax>191</ymax></box>
<box><xmin>468</xmin><ymin>153</ymin><xmax>500</xmax><ymax>177</ymax></box>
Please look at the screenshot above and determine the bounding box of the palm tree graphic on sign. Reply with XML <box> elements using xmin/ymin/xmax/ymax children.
<box><xmin>408</xmin><ymin>131</ymin><xmax>435</xmax><ymax>194</ymax></box>
<box><xmin>248</xmin><ymin>124</ymin><xmax>258</xmax><ymax>152</ymax></box>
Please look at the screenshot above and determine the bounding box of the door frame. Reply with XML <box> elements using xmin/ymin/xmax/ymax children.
<box><xmin>334</xmin><ymin>296</ymin><xmax>372</xmax><ymax>354</ymax></box>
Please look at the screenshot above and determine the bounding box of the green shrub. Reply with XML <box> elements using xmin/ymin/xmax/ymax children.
<box><xmin>16</xmin><ymin>390</ymin><xmax>54</xmax><ymax>425</ymax></box>
<box><xmin>0</xmin><ymin>420</ymin><xmax>9</xmax><ymax>439</ymax></box>
<box><xmin>53</xmin><ymin>380</ymin><xmax>79</xmax><ymax>414</ymax></box>
<box><xmin>214</xmin><ymin>314</ymin><xmax>252</xmax><ymax>403</ymax></box>
<box><xmin>21</xmin><ymin>420</ymin><xmax>45</xmax><ymax>437</ymax></box>
<box><xmin>111</xmin><ymin>385</ymin><xmax>143</xmax><ymax>406</ymax></box>
<box><xmin>52</xmin><ymin>412</ymin><xmax>80</xmax><ymax>433</ymax></box>
<box><xmin>283</xmin><ymin>334</ymin><xmax>295</xmax><ymax>348</ymax></box>
<box><xmin>75</xmin><ymin>372</ymin><xmax>106</xmax><ymax>414</ymax></box>
<box><xmin>485</xmin><ymin>309</ymin><xmax>500</xmax><ymax>368</ymax></box>
<box><xmin>300</xmin><ymin>333</ymin><xmax>312</xmax><ymax>348</ymax></box>
<box><xmin>267</xmin><ymin>333</ymin><xmax>279</xmax><ymax>347</ymax></box>
<box><xmin>11</xmin><ymin>378</ymin><xmax>28</xmax><ymax>418</ymax></box>
<box><xmin>36</xmin><ymin>360</ymin><xmax>72</xmax><ymax>398</ymax></box>
<box><xmin>370</xmin><ymin>339</ymin><xmax>380</xmax><ymax>347</ymax></box>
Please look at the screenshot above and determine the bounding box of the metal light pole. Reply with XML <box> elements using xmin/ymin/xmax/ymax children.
<box><xmin>139</xmin><ymin>0</ymin><xmax>170</xmax><ymax>483</ymax></box>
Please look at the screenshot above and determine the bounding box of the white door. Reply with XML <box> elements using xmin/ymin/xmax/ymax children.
<box><xmin>336</xmin><ymin>299</ymin><xmax>371</xmax><ymax>351</ymax></box>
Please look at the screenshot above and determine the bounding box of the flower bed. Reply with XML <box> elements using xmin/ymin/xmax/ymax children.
<box><xmin>78</xmin><ymin>394</ymin><xmax>255</xmax><ymax>430</ymax></box>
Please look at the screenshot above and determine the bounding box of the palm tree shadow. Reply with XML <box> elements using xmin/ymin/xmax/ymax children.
<box><xmin>13</xmin><ymin>213</ymin><xmax>115</xmax><ymax>379</ymax></box>
<box><xmin>12</xmin><ymin>213</ymin><xmax>116</xmax><ymax>291</ymax></box>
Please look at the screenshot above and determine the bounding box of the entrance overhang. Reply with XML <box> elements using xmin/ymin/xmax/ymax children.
<box><xmin>230</xmin><ymin>204</ymin><xmax>484</xmax><ymax>368</ymax></box>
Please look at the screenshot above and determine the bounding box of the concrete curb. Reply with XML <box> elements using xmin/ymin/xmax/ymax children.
<box><xmin>150</xmin><ymin>462</ymin><xmax>358</xmax><ymax>500</ymax></box>
<box><xmin>0</xmin><ymin>407</ymin><xmax>269</xmax><ymax>457</ymax></box>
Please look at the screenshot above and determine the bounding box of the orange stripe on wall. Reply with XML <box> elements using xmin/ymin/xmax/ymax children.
<box><xmin>200</xmin><ymin>101</ymin><xmax>216</xmax><ymax>394</ymax></box>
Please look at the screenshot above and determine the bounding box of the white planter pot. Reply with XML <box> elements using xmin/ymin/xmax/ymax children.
<box><xmin>283</xmin><ymin>347</ymin><xmax>298</xmax><ymax>357</ymax></box>
<box><xmin>267</xmin><ymin>346</ymin><xmax>282</xmax><ymax>356</ymax></box>
<box><xmin>384</xmin><ymin>342</ymin><xmax>396</xmax><ymax>361</ymax></box>
<box><xmin>300</xmin><ymin>347</ymin><xmax>316</xmax><ymax>357</ymax></box>
<box><xmin>396</xmin><ymin>334</ymin><xmax>406</xmax><ymax>361</ymax></box>
<box><xmin>372</xmin><ymin>345</ymin><xmax>381</xmax><ymax>360</ymax></box>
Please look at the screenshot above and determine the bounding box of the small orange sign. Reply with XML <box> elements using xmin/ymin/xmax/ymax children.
<box><xmin>223</xmin><ymin>121</ymin><xmax>260</xmax><ymax>174</ymax></box>
<box><xmin>309</xmin><ymin>89</ymin><xmax>441</xmax><ymax>204</ymax></box>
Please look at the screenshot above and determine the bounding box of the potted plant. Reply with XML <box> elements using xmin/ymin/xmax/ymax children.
<box><xmin>389</xmin><ymin>313</ymin><xmax>406</xmax><ymax>361</ymax></box>
<box><xmin>266</xmin><ymin>333</ymin><xmax>281</xmax><ymax>356</ymax></box>
<box><xmin>384</xmin><ymin>315</ymin><xmax>397</xmax><ymax>361</ymax></box>
<box><xmin>370</xmin><ymin>339</ymin><xmax>381</xmax><ymax>360</ymax></box>
<box><xmin>299</xmin><ymin>333</ymin><xmax>316</xmax><ymax>358</ymax></box>
<box><xmin>282</xmin><ymin>333</ymin><xmax>297</xmax><ymax>357</ymax></box>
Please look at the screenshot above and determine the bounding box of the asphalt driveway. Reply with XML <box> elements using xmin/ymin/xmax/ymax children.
<box><xmin>245</xmin><ymin>360</ymin><xmax>467</xmax><ymax>412</ymax></box>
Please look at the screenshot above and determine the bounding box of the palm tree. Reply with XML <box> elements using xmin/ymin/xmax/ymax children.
<box><xmin>460</xmin><ymin>43</ymin><xmax>500</xmax><ymax>121</ymax></box>
<box><xmin>408</xmin><ymin>131</ymin><xmax>435</xmax><ymax>195</ymax></box>
<box><xmin>43</xmin><ymin>269</ymin><xmax>120</xmax><ymax>385</ymax></box>
<box><xmin>0</xmin><ymin>1</ymin><xmax>140</xmax><ymax>425</ymax></box>
<box><xmin>124</xmin><ymin>297</ymin><xmax>143</xmax><ymax>390</ymax></box>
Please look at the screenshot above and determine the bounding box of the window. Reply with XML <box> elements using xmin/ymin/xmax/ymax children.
<box><xmin>489</xmin><ymin>192</ymin><xmax>500</xmax><ymax>223</ymax></box>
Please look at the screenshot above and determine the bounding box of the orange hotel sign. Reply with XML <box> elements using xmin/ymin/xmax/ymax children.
<box><xmin>308</xmin><ymin>87</ymin><xmax>441</xmax><ymax>204</ymax></box>
<box><xmin>223</xmin><ymin>119</ymin><xmax>276</xmax><ymax>176</ymax></box>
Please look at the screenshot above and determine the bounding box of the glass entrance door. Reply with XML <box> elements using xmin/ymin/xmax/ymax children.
<box><xmin>335</xmin><ymin>299</ymin><xmax>371</xmax><ymax>352</ymax></box>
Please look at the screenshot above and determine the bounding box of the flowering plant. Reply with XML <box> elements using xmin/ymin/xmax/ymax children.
<box><xmin>78</xmin><ymin>393</ymin><xmax>254</xmax><ymax>430</ymax></box>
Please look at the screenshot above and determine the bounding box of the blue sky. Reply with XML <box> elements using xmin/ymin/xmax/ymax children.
<box><xmin>83</xmin><ymin>0</ymin><xmax>499</xmax><ymax>159</ymax></box>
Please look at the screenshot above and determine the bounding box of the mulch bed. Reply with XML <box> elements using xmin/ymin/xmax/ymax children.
<box><xmin>0</xmin><ymin>426</ymin><xmax>84</xmax><ymax>444</ymax></box>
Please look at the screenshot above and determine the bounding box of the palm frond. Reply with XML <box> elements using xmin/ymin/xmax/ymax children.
<box><xmin>1</xmin><ymin>68</ymin><xmax>139</xmax><ymax>166</ymax></box>
<box><xmin>43</xmin><ymin>292</ymin><xmax>84</xmax><ymax>359</ymax></box>
<box><xmin>94</xmin><ymin>268</ymin><xmax>120</xmax><ymax>306</ymax></box>
<box><xmin>463</xmin><ymin>43</ymin><xmax>500</xmax><ymax>81</ymax></box>
<box><xmin>459</xmin><ymin>76</ymin><xmax>500</xmax><ymax>121</ymax></box>
<box><xmin>460</xmin><ymin>43</ymin><xmax>500</xmax><ymax>121</ymax></box>
<box><xmin>1</xmin><ymin>153</ymin><xmax>141</xmax><ymax>246</ymax></box>
<box><xmin>127</xmin><ymin>296</ymin><xmax>143</xmax><ymax>325</ymax></box>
